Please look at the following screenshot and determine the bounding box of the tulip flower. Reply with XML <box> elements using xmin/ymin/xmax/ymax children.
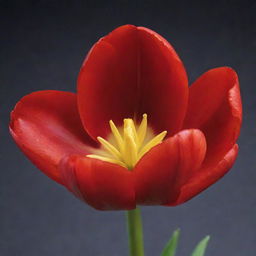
<box><xmin>10</xmin><ymin>25</ymin><xmax>242</xmax><ymax>212</ymax></box>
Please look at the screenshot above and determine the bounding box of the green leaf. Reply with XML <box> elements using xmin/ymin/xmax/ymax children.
<box><xmin>191</xmin><ymin>236</ymin><xmax>210</xmax><ymax>256</ymax></box>
<box><xmin>161</xmin><ymin>229</ymin><xmax>180</xmax><ymax>256</ymax></box>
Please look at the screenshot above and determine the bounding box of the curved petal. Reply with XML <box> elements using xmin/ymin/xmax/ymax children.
<box><xmin>59</xmin><ymin>155</ymin><xmax>135</xmax><ymax>210</ymax></box>
<box><xmin>77</xmin><ymin>24</ymin><xmax>188</xmax><ymax>140</ymax></box>
<box><xmin>134</xmin><ymin>129</ymin><xmax>206</xmax><ymax>205</ymax></box>
<box><xmin>184</xmin><ymin>67</ymin><xmax>242</xmax><ymax>165</ymax></box>
<box><xmin>169</xmin><ymin>144</ymin><xmax>238</xmax><ymax>205</ymax></box>
<box><xmin>10</xmin><ymin>91</ymin><xmax>96</xmax><ymax>184</ymax></box>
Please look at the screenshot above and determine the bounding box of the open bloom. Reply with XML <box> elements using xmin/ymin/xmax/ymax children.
<box><xmin>10</xmin><ymin>25</ymin><xmax>242</xmax><ymax>210</ymax></box>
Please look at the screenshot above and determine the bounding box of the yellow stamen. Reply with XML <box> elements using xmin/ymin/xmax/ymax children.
<box><xmin>87</xmin><ymin>155</ymin><xmax>127</xmax><ymax>168</ymax></box>
<box><xmin>138</xmin><ymin>131</ymin><xmax>167</xmax><ymax>159</ymax></box>
<box><xmin>87</xmin><ymin>114</ymin><xmax>167</xmax><ymax>170</ymax></box>
<box><xmin>109</xmin><ymin>120</ymin><xmax>123</xmax><ymax>150</ymax></box>
<box><xmin>137</xmin><ymin>114</ymin><xmax>147</xmax><ymax>148</ymax></box>
<box><xmin>97</xmin><ymin>136</ymin><xmax>122</xmax><ymax>160</ymax></box>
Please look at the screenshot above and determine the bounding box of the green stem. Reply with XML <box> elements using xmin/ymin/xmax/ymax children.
<box><xmin>126</xmin><ymin>208</ymin><xmax>144</xmax><ymax>256</ymax></box>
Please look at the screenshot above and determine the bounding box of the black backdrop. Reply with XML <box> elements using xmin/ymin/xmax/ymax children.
<box><xmin>1</xmin><ymin>1</ymin><xmax>256</xmax><ymax>255</ymax></box>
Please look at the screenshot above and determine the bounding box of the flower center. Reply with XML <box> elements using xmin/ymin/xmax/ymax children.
<box><xmin>87</xmin><ymin>114</ymin><xmax>167</xmax><ymax>170</ymax></box>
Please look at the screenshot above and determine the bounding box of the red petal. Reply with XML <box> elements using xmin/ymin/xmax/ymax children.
<box><xmin>184</xmin><ymin>67</ymin><xmax>242</xmax><ymax>165</ymax></box>
<box><xmin>77</xmin><ymin>25</ymin><xmax>188</xmax><ymax>140</ymax></box>
<box><xmin>59</xmin><ymin>155</ymin><xmax>85</xmax><ymax>201</ymax></box>
<box><xmin>60</xmin><ymin>155</ymin><xmax>135</xmax><ymax>210</ymax></box>
<box><xmin>10</xmin><ymin>91</ymin><xmax>96</xmax><ymax>184</ymax></box>
<box><xmin>134</xmin><ymin>129</ymin><xmax>206</xmax><ymax>205</ymax></box>
<box><xmin>170</xmin><ymin>144</ymin><xmax>238</xmax><ymax>205</ymax></box>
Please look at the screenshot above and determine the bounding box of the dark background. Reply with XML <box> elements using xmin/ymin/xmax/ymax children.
<box><xmin>1</xmin><ymin>1</ymin><xmax>256</xmax><ymax>255</ymax></box>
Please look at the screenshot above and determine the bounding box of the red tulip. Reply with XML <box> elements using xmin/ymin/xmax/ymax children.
<box><xmin>10</xmin><ymin>25</ymin><xmax>242</xmax><ymax>210</ymax></box>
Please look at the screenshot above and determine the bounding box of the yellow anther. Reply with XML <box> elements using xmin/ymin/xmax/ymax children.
<box><xmin>87</xmin><ymin>154</ymin><xmax>127</xmax><ymax>168</ymax></box>
<box><xmin>109</xmin><ymin>120</ymin><xmax>123</xmax><ymax>150</ymax></box>
<box><xmin>87</xmin><ymin>114</ymin><xmax>167</xmax><ymax>170</ymax></box>
<box><xmin>138</xmin><ymin>131</ymin><xmax>167</xmax><ymax>159</ymax></box>
<box><xmin>97</xmin><ymin>136</ymin><xmax>122</xmax><ymax>160</ymax></box>
<box><xmin>137</xmin><ymin>114</ymin><xmax>147</xmax><ymax>148</ymax></box>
